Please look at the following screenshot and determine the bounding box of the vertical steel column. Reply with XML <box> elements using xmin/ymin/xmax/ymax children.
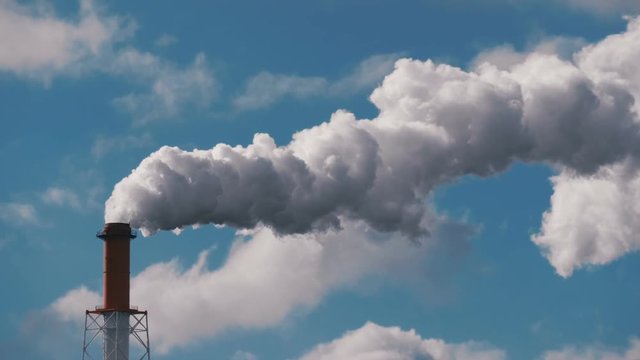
<box><xmin>104</xmin><ymin>312</ymin><xmax>129</xmax><ymax>360</ymax></box>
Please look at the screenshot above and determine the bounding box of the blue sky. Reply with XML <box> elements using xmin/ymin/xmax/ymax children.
<box><xmin>1</xmin><ymin>1</ymin><xmax>640</xmax><ymax>359</ymax></box>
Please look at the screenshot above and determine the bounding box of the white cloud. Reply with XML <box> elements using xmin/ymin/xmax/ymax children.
<box><xmin>233</xmin><ymin>53</ymin><xmax>401</xmax><ymax>111</ymax></box>
<box><xmin>112</xmin><ymin>52</ymin><xmax>216</xmax><ymax>124</ymax></box>
<box><xmin>38</xmin><ymin>161</ymin><xmax>108</xmax><ymax>213</ymax></box>
<box><xmin>50</xmin><ymin>286</ymin><xmax>101</xmax><ymax>322</ymax></box>
<box><xmin>0</xmin><ymin>287</ymin><xmax>101</xmax><ymax>360</ymax></box>
<box><xmin>41</xmin><ymin>187</ymin><xmax>81</xmax><ymax>209</ymax></box>
<box><xmin>0</xmin><ymin>202</ymin><xmax>38</xmax><ymax>225</ymax></box>
<box><xmin>48</xmin><ymin>216</ymin><xmax>472</xmax><ymax>354</ymax></box>
<box><xmin>541</xmin><ymin>338</ymin><xmax>640</xmax><ymax>360</ymax></box>
<box><xmin>39</xmin><ymin>165</ymin><xmax>106</xmax><ymax>212</ymax></box>
<box><xmin>299</xmin><ymin>322</ymin><xmax>506</xmax><ymax>360</ymax></box>
<box><xmin>15</xmin><ymin>310</ymin><xmax>82</xmax><ymax>360</ymax></box>
<box><xmin>0</xmin><ymin>1</ymin><xmax>216</xmax><ymax>123</ymax></box>
<box><xmin>0</xmin><ymin>0</ymin><xmax>125</xmax><ymax>80</ymax></box>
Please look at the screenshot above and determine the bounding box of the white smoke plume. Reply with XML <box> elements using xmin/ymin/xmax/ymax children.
<box><xmin>106</xmin><ymin>17</ymin><xmax>640</xmax><ymax>275</ymax></box>
<box><xmin>533</xmin><ymin>161</ymin><xmax>640</xmax><ymax>277</ymax></box>
<box><xmin>299</xmin><ymin>322</ymin><xmax>505</xmax><ymax>360</ymax></box>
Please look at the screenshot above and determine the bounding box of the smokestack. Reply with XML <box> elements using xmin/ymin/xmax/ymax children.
<box><xmin>99</xmin><ymin>222</ymin><xmax>134</xmax><ymax>311</ymax></box>
<box><xmin>99</xmin><ymin>223</ymin><xmax>134</xmax><ymax>360</ymax></box>
<box><xmin>82</xmin><ymin>223</ymin><xmax>151</xmax><ymax>360</ymax></box>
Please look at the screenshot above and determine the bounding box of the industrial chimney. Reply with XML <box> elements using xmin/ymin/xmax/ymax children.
<box><xmin>82</xmin><ymin>223</ymin><xmax>151</xmax><ymax>360</ymax></box>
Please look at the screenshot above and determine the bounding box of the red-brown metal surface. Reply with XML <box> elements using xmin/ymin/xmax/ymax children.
<box><xmin>97</xmin><ymin>222</ymin><xmax>136</xmax><ymax>311</ymax></box>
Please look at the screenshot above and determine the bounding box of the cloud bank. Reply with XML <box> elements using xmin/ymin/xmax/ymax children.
<box><xmin>541</xmin><ymin>338</ymin><xmax>640</xmax><ymax>360</ymax></box>
<box><xmin>299</xmin><ymin>322</ymin><xmax>505</xmax><ymax>360</ymax></box>
<box><xmin>107</xmin><ymin>17</ymin><xmax>640</xmax><ymax>276</ymax></box>
<box><xmin>52</xmin><ymin>217</ymin><xmax>471</xmax><ymax>353</ymax></box>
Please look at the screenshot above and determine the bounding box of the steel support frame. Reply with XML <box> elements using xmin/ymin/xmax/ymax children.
<box><xmin>82</xmin><ymin>310</ymin><xmax>151</xmax><ymax>360</ymax></box>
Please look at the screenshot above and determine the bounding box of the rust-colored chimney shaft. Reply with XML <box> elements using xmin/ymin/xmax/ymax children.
<box><xmin>97</xmin><ymin>222</ymin><xmax>136</xmax><ymax>311</ymax></box>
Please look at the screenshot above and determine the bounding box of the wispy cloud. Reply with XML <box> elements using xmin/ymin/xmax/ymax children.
<box><xmin>92</xmin><ymin>132</ymin><xmax>153</xmax><ymax>159</ymax></box>
<box><xmin>233</xmin><ymin>53</ymin><xmax>402</xmax><ymax>111</ymax></box>
<box><xmin>232</xmin><ymin>72</ymin><xmax>327</xmax><ymax>110</ymax></box>
<box><xmin>0</xmin><ymin>1</ymin><xmax>216</xmax><ymax>124</ymax></box>
<box><xmin>330</xmin><ymin>53</ymin><xmax>402</xmax><ymax>94</ymax></box>
<box><xmin>112</xmin><ymin>52</ymin><xmax>216</xmax><ymax>124</ymax></box>
<box><xmin>0</xmin><ymin>202</ymin><xmax>39</xmax><ymax>225</ymax></box>
<box><xmin>39</xmin><ymin>161</ymin><xmax>107</xmax><ymax>213</ymax></box>
<box><xmin>41</xmin><ymin>187</ymin><xmax>82</xmax><ymax>210</ymax></box>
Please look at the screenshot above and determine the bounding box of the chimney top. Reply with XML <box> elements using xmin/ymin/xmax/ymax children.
<box><xmin>97</xmin><ymin>222</ymin><xmax>137</xmax><ymax>240</ymax></box>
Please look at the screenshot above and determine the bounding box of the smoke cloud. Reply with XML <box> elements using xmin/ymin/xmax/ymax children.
<box><xmin>533</xmin><ymin>161</ymin><xmax>640</xmax><ymax>277</ymax></box>
<box><xmin>106</xmin><ymin>17</ymin><xmax>640</xmax><ymax>275</ymax></box>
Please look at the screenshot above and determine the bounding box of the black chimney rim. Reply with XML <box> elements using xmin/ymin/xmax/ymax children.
<box><xmin>97</xmin><ymin>222</ymin><xmax>137</xmax><ymax>240</ymax></box>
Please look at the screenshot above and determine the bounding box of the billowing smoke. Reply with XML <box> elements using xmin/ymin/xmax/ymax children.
<box><xmin>106</xmin><ymin>17</ymin><xmax>640</xmax><ymax>275</ymax></box>
<box><xmin>533</xmin><ymin>161</ymin><xmax>640</xmax><ymax>277</ymax></box>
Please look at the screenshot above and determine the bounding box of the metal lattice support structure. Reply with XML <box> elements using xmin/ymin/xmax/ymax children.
<box><xmin>82</xmin><ymin>309</ymin><xmax>151</xmax><ymax>360</ymax></box>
